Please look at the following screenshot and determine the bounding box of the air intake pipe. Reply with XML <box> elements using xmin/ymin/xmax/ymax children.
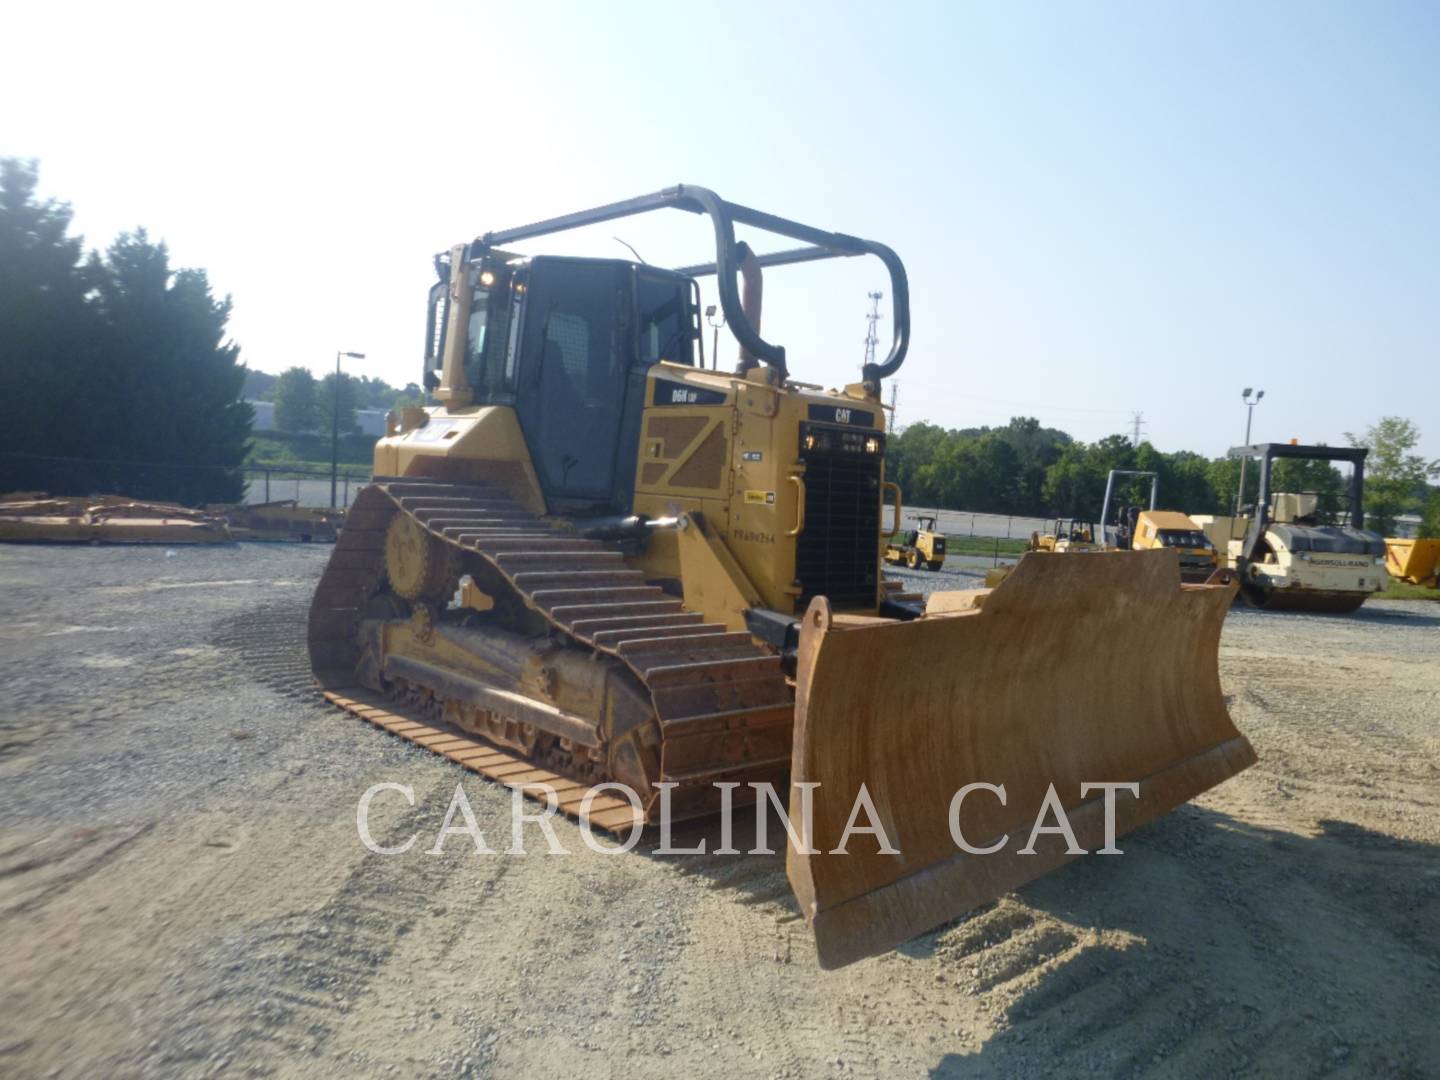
<box><xmin>735</xmin><ymin>241</ymin><xmax>763</xmax><ymax>377</ymax></box>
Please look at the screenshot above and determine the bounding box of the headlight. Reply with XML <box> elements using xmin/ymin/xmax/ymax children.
<box><xmin>864</xmin><ymin>437</ymin><xmax>880</xmax><ymax>454</ymax></box>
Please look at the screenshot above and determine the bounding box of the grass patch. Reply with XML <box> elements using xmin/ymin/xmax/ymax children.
<box><xmin>946</xmin><ymin>535</ymin><xmax>1029</xmax><ymax>557</ymax></box>
<box><xmin>1376</xmin><ymin>579</ymin><xmax>1440</xmax><ymax>602</ymax></box>
<box><xmin>890</xmin><ymin>532</ymin><xmax>1028</xmax><ymax>557</ymax></box>
<box><xmin>246</xmin><ymin>431</ymin><xmax>373</xmax><ymax>470</ymax></box>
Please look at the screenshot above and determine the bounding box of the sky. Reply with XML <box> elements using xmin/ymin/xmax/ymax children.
<box><xmin>3</xmin><ymin>0</ymin><xmax>1436</xmax><ymax>461</ymax></box>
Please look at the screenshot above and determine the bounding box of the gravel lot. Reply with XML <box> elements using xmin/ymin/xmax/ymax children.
<box><xmin>1</xmin><ymin>544</ymin><xmax>1436</xmax><ymax>1078</ymax></box>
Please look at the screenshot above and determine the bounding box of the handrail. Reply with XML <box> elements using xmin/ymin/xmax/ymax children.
<box><xmin>787</xmin><ymin>475</ymin><xmax>807</xmax><ymax>538</ymax></box>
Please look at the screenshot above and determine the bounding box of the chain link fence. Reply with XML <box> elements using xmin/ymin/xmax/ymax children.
<box><xmin>0</xmin><ymin>453</ymin><xmax>372</xmax><ymax>509</ymax></box>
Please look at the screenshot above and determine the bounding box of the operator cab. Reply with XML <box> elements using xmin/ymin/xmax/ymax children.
<box><xmin>424</xmin><ymin>253</ymin><xmax>703</xmax><ymax>513</ymax></box>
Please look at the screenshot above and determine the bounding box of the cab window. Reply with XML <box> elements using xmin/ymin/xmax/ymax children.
<box><xmin>637</xmin><ymin>274</ymin><xmax>693</xmax><ymax>366</ymax></box>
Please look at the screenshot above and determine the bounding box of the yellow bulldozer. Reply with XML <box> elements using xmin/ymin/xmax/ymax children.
<box><xmin>308</xmin><ymin>185</ymin><xmax>1253</xmax><ymax>968</ymax></box>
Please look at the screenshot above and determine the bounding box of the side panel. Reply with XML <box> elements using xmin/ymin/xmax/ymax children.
<box><xmin>630</xmin><ymin>366</ymin><xmax>886</xmax><ymax>620</ymax></box>
<box><xmin>374</xmin><ymin>406</ymin><xmax>546</xmax><ymax>514</ymax></box>
<box><xmin>631</xmin><ymin>365</ymin><xmax>737</xmax><ymax>586</ymax></box>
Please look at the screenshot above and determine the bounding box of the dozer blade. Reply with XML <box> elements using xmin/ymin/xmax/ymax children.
<box><xmin>787</xmin><ymin>550</ymin><xmax>1254</xmax><ymax>969</ymax></box>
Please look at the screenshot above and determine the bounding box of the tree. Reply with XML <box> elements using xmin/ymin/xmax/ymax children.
<box><xmin>84</xmin><ymin>229</ymin><xmax>252</xmax><ymax>502</ymax></box>
<box><xmin>1421</xmin><ymin>490</ymin><xmax>1440</xmax><ymax>540</ymax></box>
<box><xmin>1344</xmin><ymin>418</ymin><xmax>1434</xmax><ymax>534</ymax></box>
<box><xmin>318</xmin><ymin>371</ymin><xmax>359</xmax><ymax>438</ymax></box>
<box><xmin>0</xmin><ymin>160</ymin><xmax>252</xmax><ymax>505</ymax></box>
<box><xmin>0</xmin><ymin>159</ymin><xmax>100</xmax><ymax>457</ymax></box>
<box><xmin>272</xmin><ymin>367</ymin><xmax>320</xmax><ymax>433</ymax></box>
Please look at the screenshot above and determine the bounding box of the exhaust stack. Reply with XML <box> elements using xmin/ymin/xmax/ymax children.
<box><xmin>435</xmin><ymin>244</ymin><xmax>475</xmax><ymax>407</ymax></box>
<box><xmin>736</xmin><ymin>241</ymin><xmax>763</xmax><ymax>376</ymax></box>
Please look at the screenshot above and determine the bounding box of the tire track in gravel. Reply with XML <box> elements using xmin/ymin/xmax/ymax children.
<box><xmin>208</xmin><ymin>596</ymin><xmax>324</xmax><ymax>704</ymax></box>
<box><xmin>126</xmin><ymin>793</ymin><xmax>475</xmax><ymax>1077</ymax></box>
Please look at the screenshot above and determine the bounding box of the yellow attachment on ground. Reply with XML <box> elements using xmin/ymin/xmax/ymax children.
<box><xmin>787</xmin><ymin>549</ymin><xmax>1253</xmax><ymax>969</ymax></box>
<box><xmin>0</xmin><ymin>494</ymin><xmax>231</xmax><ymax>544</ymax></box>
<box><xmin>208</xmin><ymin>501</ymin><xmax>341</xmax><ymax>542</ymax></box>
<box><xmin>1385</xmin><ymin>538</ymin><xmax>1440</xmax><ymax>587</ymax></box>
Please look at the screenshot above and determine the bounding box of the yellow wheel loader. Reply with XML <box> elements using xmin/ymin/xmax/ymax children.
<box><xmin>884</xmin><ymin>513</ymin><xmax>946</xmax><ymax>570</ymax></box>
<box><xmin>308</xmin><ymin>185</ymin><xmax>1253</xmax><ymax>968</ymax></box>
<box><xmin>1193</xmin><ymin>443</ymin><xmax>1386</xmax><ymax>613</ymax></box>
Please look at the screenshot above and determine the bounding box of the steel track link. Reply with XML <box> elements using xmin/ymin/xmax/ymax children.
<box><xmin>308</xmin><ymin>477</ymin><xmax>795</xmax><ymax>831</ymax></box>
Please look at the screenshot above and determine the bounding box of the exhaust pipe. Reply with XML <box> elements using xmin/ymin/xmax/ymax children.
<box><xmin>736</xmin><ymin>241</ymin><xmax>763</xmax><ymax>376</ymax></box>
<box><xmin>436</xmin><ymin>243</ymin><xmax>475</xmax><ymax>407</ymax></box>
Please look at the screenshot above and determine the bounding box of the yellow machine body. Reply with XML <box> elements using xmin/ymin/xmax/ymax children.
<box><xmin>1385</xmin><ymin>537</ymin><xmax>1440</xmax><ymax>588</ymax></box>
<box><xmin>376</xmin><ymin>366</ymin><xmax>891</xmax><ymax>629</ymax></box>
<box><xmin>1029</xmin><ymin>518</ymin><xmax>1101</xmax><ymax>554</ymax></box>
<box><xmin>883</xmin><ymin>515</ymin><xmax>947</xmax><ymax>570</ymax></box>
<box><xmin>1130</xmin><ymin>509</ymin><xmax>1219</xmax><ymax>583</ymax></box>
<box><xmin>1194</xmin><ymin>506</ymin><xmax>1387</xmax><ymax>611</ymax></box>
<box><xmin>0</xmin><ymin>494</ymin><xmax>231</xmax><ymax>545</ymax></box>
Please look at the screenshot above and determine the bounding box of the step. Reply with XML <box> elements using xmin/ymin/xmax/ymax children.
<box><xmin>641</xmin><ymin>655</ymin><xmax>784</xmax><ymax>688</ymax></box>
<box><xmin>528</xmin><ymin>586</ymin><xmax>667</xmax><ymax>607</ymax></box>
<box><xmin>549</xmin><ymin>600</ymin><xmax>685</xmax><ymax>624</ymax></box>
<box><xmin>589</xmin><ymin>622</ymin><xmax>730</xmax><ymax>648</ymax></box>
<box><xmin>569</xmin><ymin>612</ymin><xmax>705</xmax><ymax>637</ymax></box>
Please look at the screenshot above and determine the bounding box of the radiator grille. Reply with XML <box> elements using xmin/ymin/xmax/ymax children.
<box><xmin>796</xmin><ymin>425</ymin><xmax>883</xmax><ymax>611</ymax></box>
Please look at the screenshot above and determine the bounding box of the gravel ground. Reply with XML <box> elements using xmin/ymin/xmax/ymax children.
<box><xmin>1</xmin><ymin>544</ymin><xmax>1437</xmax><ymax>1078</ymax></box>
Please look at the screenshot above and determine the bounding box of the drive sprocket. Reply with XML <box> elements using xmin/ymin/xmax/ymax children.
<box><xmin>383</xmin><ymin>511</ymin><xmax>456</xmax><ymax>601</ymax></box>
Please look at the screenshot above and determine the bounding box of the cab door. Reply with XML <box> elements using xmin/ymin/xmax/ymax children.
<box><xmin>513</xmin><ymin>259</ymin><xmax>631</xmax><ymax>506</ymax></box>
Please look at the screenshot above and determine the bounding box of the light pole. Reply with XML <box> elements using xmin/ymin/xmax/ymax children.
<box><xmin>332</xmin><ymin>350</ymin><xmax>365</xmax><ymax>508</ymax></box>
<box><xmin>1234</xmin><ymin>387</ymin><xmax>1264</xmax><ymax>515</ymax></box>
<box><xmin>705</xmin><ymin>304</ymin><xmax>725</xmax><ymax>371</ymax></box>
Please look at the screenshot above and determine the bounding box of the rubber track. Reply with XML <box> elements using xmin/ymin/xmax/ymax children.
<box><xmin>309</xmin><ymin>478</ymin><xmax>795</xmax><ymax>828</ymax></box>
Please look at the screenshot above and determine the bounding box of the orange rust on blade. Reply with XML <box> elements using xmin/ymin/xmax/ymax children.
<box><xmin>787</xmin><ymin>549</ymin><xmax>1254</xmax><ymax>970</ymax></box>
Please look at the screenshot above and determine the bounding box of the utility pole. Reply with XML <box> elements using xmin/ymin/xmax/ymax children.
<box><xmin>1130</xmin><ymin>411</ymin><xmax>1146</xmax><ymax>447</ymax></box>
<box><xmin>705</xmin><ymin>304</ymin><xmax>724</xmax><ymax>371</ymax></box>
<box><xmin>888</xmin><ymin>382</ymin><xmax>899</xmax><ymax>433</ymax></box>
<box><xmin>1234</xmin><ymin>388</ymin><xmax>1265</xmax><ymax>515</ymax></box>
<box><xmin>331</xmin><ymin>350</ymin><xmax>366</xmax><ymax>508</ymax></box>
